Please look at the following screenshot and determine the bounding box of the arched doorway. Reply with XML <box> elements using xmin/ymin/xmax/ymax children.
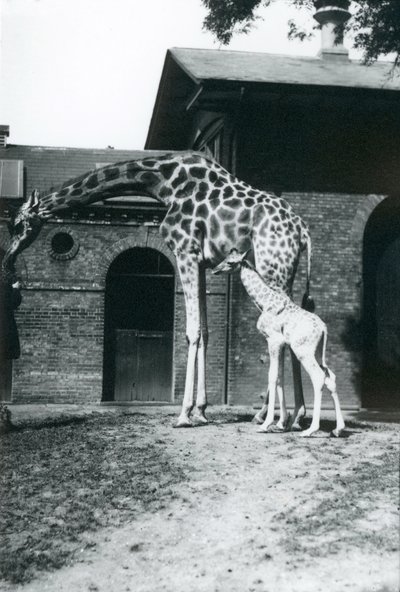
<box><xmin>363</xmin><ymin>197</ymin><xmax>400</xmax><ymax>408</ymax></box>
<box><xmin>103</xmin><ymin>247</ymin><xmax>175</xmax><ymax>402</ymax></box>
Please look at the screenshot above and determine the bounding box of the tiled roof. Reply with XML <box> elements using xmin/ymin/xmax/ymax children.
<box><xmin>0</xmin><ymin>144</ymin><xmax>168</xmax><ymax>198</ymax></box>
<box><xmin>170</xmin><ymin>47</ymin><xmax>400</xmax><ymax>92</ymax></box>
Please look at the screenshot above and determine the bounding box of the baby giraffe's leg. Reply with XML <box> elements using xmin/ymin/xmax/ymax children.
<box><xmin>298</xmin><ymin>355</ymin><xmax>325</xmax><ymax>437</ymax></box>
<box><xmin>324</xmin><ymin>368</ymin><xmax>345</xmax><ymax>437</ymax></box>
<box><xmin>290</xmin><ymin>350</ymin><xmax>306</xmax><ymax>431</ymax></box>
<box><xmin>275</xmin><ymin>347</ymin><xmax>289</xmax><ymax>430</ymax></box>
<box><xmin>253</xmin><ymin>345</ymin><xmax>288</xmax><ymax>427</ymax></box>
<box><xmin>252</xmin><ymin>353</ymin><xmax>269</xmax><ymax>424</ymax></box>
<box><xmin>257</xmin><ymin>339</ymin><xmax>282</xmax><ymax>433</ymax></box>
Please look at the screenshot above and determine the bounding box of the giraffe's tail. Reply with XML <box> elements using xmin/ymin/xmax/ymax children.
<box><xmin>300</xmin><ymin>223</ymin><xmax>315</xmax><ymax>312</ymax></box>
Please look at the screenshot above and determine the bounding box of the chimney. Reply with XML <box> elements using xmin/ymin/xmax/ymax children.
<box><xmin>313</xmin><ymin>0</ymin><xmax>351</xmax><ymax>61</ymax></box>
<box><xmin>0</xmin><ymin>125</ymin><xmax>10</xmax><ymax>148</ymax></box>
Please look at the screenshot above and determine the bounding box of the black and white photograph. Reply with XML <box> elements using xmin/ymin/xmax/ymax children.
<box><xmin>0</xmin><ymin>1</ymin><xmax>399</xmax><ymax>590</ymax></box>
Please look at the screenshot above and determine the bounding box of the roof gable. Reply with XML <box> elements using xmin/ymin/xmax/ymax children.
<box><xmin>169</xmin><ymin>47</ymin><xmax>400</xmax><ymax>92</ymax></box>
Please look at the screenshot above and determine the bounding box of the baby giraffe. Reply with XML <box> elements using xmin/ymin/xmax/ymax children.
<box><xmin>213</xmin><ymin>249</ymin><xmax>345</xmax><ymax>437</ymax></box>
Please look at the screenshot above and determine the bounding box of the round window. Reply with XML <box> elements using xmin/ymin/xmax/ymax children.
<box><xmin>51</xmin><ymin>232</ymin><xmax>74</xmax><ymax>254</ymax></box>
<box><xmin>48</xmin><ymin>229</ymin><xmax>79</xmax><ymax>260</ymax></box>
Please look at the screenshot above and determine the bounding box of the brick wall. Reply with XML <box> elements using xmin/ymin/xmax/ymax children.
<box><xmin>13</xmin><ymin>290</ymin><xmax>103</xmax><ymax>403</ymax></box>
<box><xmin>3</xmin><ymin>191</ymin><xmax>371</xmax><ymax>409</ymax></box>
<box><xmin>5</xmin><ymin>214</ymin><xmax>229</xmax><ymax>405</ymax></box>
<box><xmin>227</xmin><ymin>192</ymin><xmax>366</xmax><ymax>410</ymax></box>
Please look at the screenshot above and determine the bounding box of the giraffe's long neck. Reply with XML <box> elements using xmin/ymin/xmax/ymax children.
<box><xmin>36</xmin><ymin>155</ymin><xmax>177</xmax><ymax>216</ymax></box>
<box><xmin>36</xmin><ymin>151</ymin><xmax>248</xmax><ymax>218</ymax></box>
<box><xmin>240</xmin><ymin>261</ymin><xmax>289</xmax><ymax>314</ymax></box>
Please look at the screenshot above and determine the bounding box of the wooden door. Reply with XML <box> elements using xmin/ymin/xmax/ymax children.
<box><xmin>114</xmin><ymin>330</ymin><xmax>139</xmax><ymax>402</ymax></box>
<box><xmin>114</xmin><ymin>329</ymin><xmax>172</xmax><ymax>402</ymax></box>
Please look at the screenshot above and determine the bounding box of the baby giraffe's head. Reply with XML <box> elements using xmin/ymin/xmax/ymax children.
<box><xmin>212</xmin><ymin>249</ymin><xmax>250</xmax><ymax>275</ymax></box>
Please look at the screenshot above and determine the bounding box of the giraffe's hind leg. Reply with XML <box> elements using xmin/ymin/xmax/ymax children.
<box><xmin>252</xmin><ymin>401</ymin><xmax>268</xmax><ymax>425</ymax></box>
<box><xmin>324</xmin><ymin>368</ymin><xmax>345</xmax><ymax>437</ymax></box>
<box><xmin>297</xmin><ymin>355</ymin><xmax>325</xmax><ymax>438</ymax></box>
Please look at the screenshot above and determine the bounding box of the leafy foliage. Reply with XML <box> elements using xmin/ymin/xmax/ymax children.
<box><xmin>350</xmin><ymin>0</ymin><xmax>400</xmax><ymax>66</ymax></box>
<box><xmin>201</xmin><ymin>0</ymin><xmax>400</xmax><ymax>66</ymax></box>
<box><xmin>202</xmin><ymin>0</ymin><xmax>271</xmax><ymax>45</ymax></box>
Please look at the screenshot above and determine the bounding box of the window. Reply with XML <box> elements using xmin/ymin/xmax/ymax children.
<box><xmin>193</xmin><ymin>118</ymin><xmax>224</xmax><ymax>162</ymax></box>
<box><xmin>48</xmin><ymin>228</ymin><xmax>79</xmax><ymax>261</ymax></box>
<box><xmin>0</xmin><ymin>160</ymin><xmax>24</xmax><ymax>198</ymax></box>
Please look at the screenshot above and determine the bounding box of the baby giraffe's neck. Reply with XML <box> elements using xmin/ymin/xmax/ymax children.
<box><xmin>240</xmin><ymin>261</ymin><xmax>289</xmax><ymax>313</ymax></box>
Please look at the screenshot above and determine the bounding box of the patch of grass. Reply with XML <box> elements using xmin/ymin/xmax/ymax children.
<box><xmin>274</xmin><ymin>447</ymin><xmax>399</xmax><ymax>558</ymax></box>
<box><xmin>0</xmin><ymin>413</ymin><xmax>185</xmax><ymax>584</ymax></box>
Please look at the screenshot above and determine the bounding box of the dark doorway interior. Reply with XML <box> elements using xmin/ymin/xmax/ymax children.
<box><xmin>363</xmin><ymin>197</ymin><xmax>400</xmax><ymax>408</ymax></box>
<box><xmin>103</xmin><ymin>248</ymin><xmax>174</xmax><ymax>402</ymax></box>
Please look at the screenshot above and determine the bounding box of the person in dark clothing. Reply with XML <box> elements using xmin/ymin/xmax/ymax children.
<box><xmin>0</xmin><ymin>275</ymin><xmax>22</xmax><ymax>360</ymax></box>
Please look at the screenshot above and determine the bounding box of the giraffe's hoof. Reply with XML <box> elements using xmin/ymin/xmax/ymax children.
<box><xmin>252</xmin><ymin>414</ymin><xmax>264</xmax><ymax>425</ymax></box>
<box><xmin>299</xmin><ymin>430</ymin><xmax>314</xmax><ymax>438</ymax></box>
<box><xmin>290</xmin><ymin>423</ymin><xmax>303</xmax><ymax>432</ymax></box>
<box><xmin>193</xmin><ymin>414</ymin><xmax>208</xmax><ymax>426</ymax></box>
<box><xmin>174</xmin><ymin>416</ymin><xmax>193</xmax><ymax>428</ymax></box>
<box><xmin>274</xmin><ymin>423</ymin><xmax>287</xmax><ymax>433</ymax></box>
<box><xmin>256</xmin><ymin>424</ymin><xmax>273</xmax><ymax>433</ymax></box>
<box><xmin>299</xmin><ymin>427</ymin><xmax>322</xmax><ymax>438</ymax></box>
<box><xmin>330</xmin><ymin>428</ymin><xmax>344</xmax><ymax>438</ymax></box>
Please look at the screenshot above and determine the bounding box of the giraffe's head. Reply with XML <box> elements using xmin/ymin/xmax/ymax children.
<box><xmin>212</xmin><ymin>249</ymin><xmax>250</xmax><ymax>275</ymax></box>
<box><xmin>2</xmin><ymin>190</ymin><xmax>45</xmax><ymax>275</ymax></box>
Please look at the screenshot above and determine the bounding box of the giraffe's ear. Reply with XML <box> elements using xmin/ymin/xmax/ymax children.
<box><xmin>27</xmin><ymin>189</ymin><xmax>40</xmax><ymax>212</ymax></box>
<box><xmin>241</xmin><ymin>248</ymin><xmax>252</xmax><ymax>262</ymax></box>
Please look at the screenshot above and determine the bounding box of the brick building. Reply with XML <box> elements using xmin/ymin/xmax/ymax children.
<box><xmin>1</xmin><ymin>2</ymin><xmax>399</xmax><ymax>410</ymax></box>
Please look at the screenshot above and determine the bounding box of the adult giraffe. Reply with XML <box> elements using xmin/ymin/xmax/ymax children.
<box><xmin>3</xmin><ymin>151</ymin><xmax>313</xmax><ymax>427</ymax></box>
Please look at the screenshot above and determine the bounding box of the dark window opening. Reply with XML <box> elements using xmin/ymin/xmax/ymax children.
<box><xmin>51</xmin><ymin>232</ymin><xmax>74</xmax><ymax>255</ymax></box>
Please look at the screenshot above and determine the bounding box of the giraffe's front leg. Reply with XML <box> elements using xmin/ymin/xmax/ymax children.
<box><xmin>257</xmin><ymin>339</ymin><xmax>281</xmax><ymax>433</ymax></box>
<box><xmin>193</xmin><ymin>265</ymin><xmax>208</xmax><ymax>425</ymax></box>
<box><xmin>289</xmin><ymin>349</ymin><xmax>306</xmax><ymax>431</ymax></box>
<box><xmin>252</xmin><ymin>351</ymin><xmax>268</xmax><ymax>424</ymax></box>
<box><xmin>175</xmin><ymin>255</ymin><xmax>202</xmax><ymax>428</ymax></box>
<box><xmin>193</xmin><ymin>332</ymin><xmax>208</xmax><ymax>424</ymax></box>
<box><xmin>275</xmin><ymin>347</ymin><xmax>289</xmax><ymax>431</ymax></box>
<box><xmin>176</xmin><ymin>333</ymin><xmax>199</xmax><ymax>427</ymax></box>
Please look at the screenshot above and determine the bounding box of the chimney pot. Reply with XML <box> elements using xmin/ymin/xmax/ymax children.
<box><xmin>0</xmin><ymin>125</ymin><xmax>10</xmax><ymax>148</ymax></box>
<box><xmin>313</xmin><ymin>0</ymin><xmax>351</xmax><ymax>61</ymax></box>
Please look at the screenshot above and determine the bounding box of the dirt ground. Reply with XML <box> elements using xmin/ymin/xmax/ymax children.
<box><xmin>1</xmin><ymin>405</ymin><xmax>399</xmax><ymax>592</ymax></box>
